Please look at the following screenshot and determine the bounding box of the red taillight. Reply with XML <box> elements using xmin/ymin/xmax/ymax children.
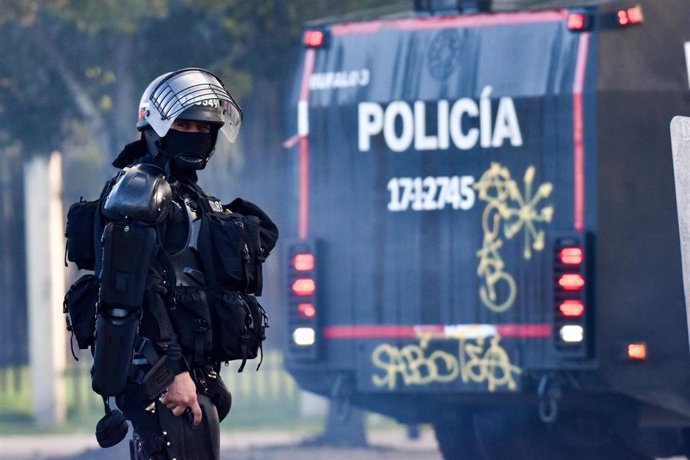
<box><xmin>567</xmin><ymin>13</ymin><xmax>587</xmax><ymax>31</ymax></box>
<box><xmin>303</xmin><ymin>30</ymin><xmax>325</xmax><ymax>47</ymax></box>
<box><xmin>558</xmin><ymin>274</ymin><xmax>585</xmax><ymax>290</ymax></box>
<box><xmin>559</xmin><ymin>299</ymin><xmax>584</xmax><ymax>317</ymax></box>
<box><xmin>617</xmin><ymin>5</ymin><xmax>644</xmax><ymax>26</ymax></box>
<box><xmin>292</xmin><ymin>278</ymin><xmax>316</xmax><ymax>296</ymax></box>
<box><xmin>627</xmin><ymin>6</ymin><xmax>644</xmax><ymax>23</ymax></box>
<box><xmin>559</xmin><ymin>247</ymin><xmax>583</xmax><ymax>265</ymax></box>
<box><xmin>553</xmin><ymin>236</ymin><xmax>588</xmax><ymax>356</ymax></box>
<box><xmin>298</xmin><ymin>303</ymin><xmax>316</xmax><ymax>318</ymax></box>
<box><xmin>288</xmin><ymin>242</ymin><xmax>319</xmax><ymax>358</ymax></box>
<box><xmin>627</xmin><ymin>342</ymin><xmax>647</xmax><ymax>360</ymax></box>
<box><xmin>293</xmin><ymin>253</ymin><xmax>315</xmax><ymax>271</ymax></box>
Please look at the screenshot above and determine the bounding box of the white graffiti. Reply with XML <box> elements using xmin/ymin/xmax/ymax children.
<box><xmin>372</xmin><ymin>335</ymin><xmax>521</xmax><ymax>392</ymax></box>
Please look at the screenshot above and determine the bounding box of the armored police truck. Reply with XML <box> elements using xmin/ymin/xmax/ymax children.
<box><xmin>283</xmin><ymin>0</ymin><xmax>690</xmax><ymax>457</ymax></box>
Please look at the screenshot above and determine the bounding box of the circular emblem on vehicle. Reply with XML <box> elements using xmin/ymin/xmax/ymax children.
<box><xmin>426</xmin><ymin>29</ymin><xmax>461</xmax><ymax>81</ymax></box>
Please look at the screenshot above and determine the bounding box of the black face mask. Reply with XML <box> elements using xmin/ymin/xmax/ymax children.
<box><xmin>160</xmin><ymin>130</ymin><xmax>216</xmax><ymax>170</ymax></box>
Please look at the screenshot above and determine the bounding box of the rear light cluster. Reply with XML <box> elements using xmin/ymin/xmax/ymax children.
<box><xmin>567</xmin><ymin>11</ymin><xmax>591</xmax><ymax>32</ymax></box>
<box><xmin>303</xmin><ymin>29</ymin><xmax>328</xmax><ymax>48</ymax></box>
<box><xmin>615</xmin><ymin>5</ymin><xmax>644</xmax><ymax>27</ymax></box>
<box><xmin>553</xmin><ymin>235</ymin><xmax>589</xmax><ymax>357</ymax></box>
<box><xmin>567</xmin><ymin>5</ymin><xmax>643</xmax><ymax>32</ymax></box>
<box><xmin>287</xmin><ymin>241</ymin><xmax>319</xmax><ymax>359</ymax></box>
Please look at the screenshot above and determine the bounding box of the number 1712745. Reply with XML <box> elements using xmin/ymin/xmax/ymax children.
<box><xmin>386</xmin><ymin>175</ymin><xmax>475</xmax><ymax>212</ymax></box>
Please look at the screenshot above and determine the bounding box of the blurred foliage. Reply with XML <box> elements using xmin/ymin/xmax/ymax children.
<box><xmin>0</xmin><ymin>0</ymin><xmax>406</xmax><ymax>161</ymax></box>
<box><xmin>50</xmin><ymin>0</ymin><xmax>168</xmax><ymax>33</ymax></box>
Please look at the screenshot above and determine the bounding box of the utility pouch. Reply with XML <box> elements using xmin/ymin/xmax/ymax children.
<box><xmin>202</xmin><ymin>211</ymin><xmax>261</xmax><ymax>293</ymax></box>
<box><xmin>65</xmin><ymin>198</ymin><xmax>99</xmax><ymax>270</ymax></box>
<box><xmin>99</xmin><ymin>222</ymin><xmax>156</xmax><ymax>309</ymax></box>
<box><xmin>171</xmin><ymin>286</ymin><xmax>213</xmax><ymax>364</ymax></box>
<box><xmin>224</xmin><ymin>198</ymin><xmax>280</xmax><ymax>295</ymax></box>
<box><xmin>212</xmin><ymin>290</ymin><xmax>268</xmax><ymax>371</ymax></box>
<box><xmin>63</xmin><ymin>273</ymin><xmax>99</xmax><ymax>352</ymax></box>
<box><xmin>226</xmin><ymin>198</ymin><xmax>279</xmax><ymax>259</ymax></box>
<box><xmin>205</xmin><ymin>373</ymin><xmax>232</xmax><ymax>422</ymax></box>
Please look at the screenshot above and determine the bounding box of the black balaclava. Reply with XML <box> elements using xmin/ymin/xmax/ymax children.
<box><xmin>160</xmin><ymin>129</ymin><xmax>217</xmax><ymax>171</ymax></box>
<box><xmin>141</xmin><ymin>125</ymin><xmax>219</xmax><ymax>181</ymax></box>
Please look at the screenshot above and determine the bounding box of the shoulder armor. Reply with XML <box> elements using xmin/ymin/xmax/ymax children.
<box><xmin>103</xmin><ymin>163</ymin><xmax>172</xmax><ymax>224</ymax></box>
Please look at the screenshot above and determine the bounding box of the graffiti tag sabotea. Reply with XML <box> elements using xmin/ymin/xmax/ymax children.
<box><xmin>371</xmin><ymin>334</ymin><xmax>521</xmax><ymax>392</ymax></box>
<box><xmin>474</xmin><ymin>163</ymin><xmax>554</xmax><ymax>312</ymax></box>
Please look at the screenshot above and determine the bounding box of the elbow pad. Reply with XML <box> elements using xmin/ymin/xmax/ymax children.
<box><xmin>103</xmin><ymin>163</ymin><xmax>172</xmax><ymax>224</ymax></box>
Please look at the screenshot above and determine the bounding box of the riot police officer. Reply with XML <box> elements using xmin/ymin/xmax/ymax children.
<box><xmin>90</xmin><ymin>68</ymin><xmax>272</xmax><ymax>460</ymax></box>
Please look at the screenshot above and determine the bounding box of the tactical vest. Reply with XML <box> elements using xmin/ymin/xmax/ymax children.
<box><xmin>63</xmin><ymin>166</ymin><xmax>278</xmax><ymax>372</ymax></box>
<box><xmin>164</xmin><ymin>186</ymin><xmax>274</xmax><ymax>370</ymax></box>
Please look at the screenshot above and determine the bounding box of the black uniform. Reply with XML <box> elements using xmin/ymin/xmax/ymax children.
<box><xmin>105</xmin><ymin>149</ymin><xmax>230</xmax><ymax>459</ymax></box>
<box><xmin>79</xmin><ymin>68</ymin><xmax>275</xmax><ymax>460</ymax></box>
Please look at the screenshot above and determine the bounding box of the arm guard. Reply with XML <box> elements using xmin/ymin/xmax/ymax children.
<box><xmin>93</xmin><ymin>163</ymin><xmax>173</xmax><ymax>396</ymax></box>
<box><xmin>92</xmin><ymin>221</ymin><xmax>157</xmax><ymax>396</ymax></box>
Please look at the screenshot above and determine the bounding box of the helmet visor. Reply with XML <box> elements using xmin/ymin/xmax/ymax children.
<box><xmin>144</xmin><ymin>69</ymin><xmax>243</xmax><ymax>143</ymax></box>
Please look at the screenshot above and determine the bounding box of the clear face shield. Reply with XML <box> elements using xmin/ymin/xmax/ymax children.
<box><xmin>141</xmin><ymin>68</ymin><xmax>243</xmax><ymax>146</ymax></box>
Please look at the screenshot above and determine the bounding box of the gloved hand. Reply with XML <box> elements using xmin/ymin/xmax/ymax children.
<box><xmin>160</xmin><ymin>371</ymin><xmax>202</xmax><ymax>426</ymax></box>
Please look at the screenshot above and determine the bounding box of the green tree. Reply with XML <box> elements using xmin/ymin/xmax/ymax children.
<box><xmin>0</xmin><ymin>0</ymin><xmax>405</xmax><ymax>161</ymax></box>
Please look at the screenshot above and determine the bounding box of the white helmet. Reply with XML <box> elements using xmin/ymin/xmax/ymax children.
<box><xmin>136</xmin><ymin>68</ymin><xmax>243</xmax><ymax>144</ymax></box>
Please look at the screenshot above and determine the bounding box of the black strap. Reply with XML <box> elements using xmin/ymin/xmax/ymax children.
<box><xmin>254</xmin><ymin>255</ymin><xmax>264</xmax><ymax>296</ymax></box>
<box><xmin>144</xmin><ymin>273</ymin><xmax>179</xmax><ymax>354</ymax></box>
<box><xmin>256</xmin><ymin>343</ymin><xmax>264</xmax><ymax>371</ymax></box>
<box><xmin>67</xmin><ymin>324</ymin><xmax>79</xmax><ymax>361</ymax></box>
<box><xmin>237</xmin><ymin>343</ymin><xmax>248</xmax><ymax>373</ymax></box>
<box><xmin>93</xmin><ymin>177</ymin><xmax>117</xmax><ymax>278</ymax></box>
<box><xmin>134</xmin><ymin>336</ymin><xmax>161</xmax><ymax>365</ymax></box>
<box><xmin>242</xmin><ymin>243</ymin><xmax>251</xmax><ymax>294</ymax></box>
<box><xmin>156</xmin><ymin>247</ymin><xmax>177</xmax><ymax>306</ymax></box>
<box><xmin>193</xmin><ymin>319</ymin><xmax>208</xmax><ymax>366</ymax></box>
<box><xmin>173</xmin><ymin>183</ymin><xmax>218</xmax><ymax>368</ymax></box>
<box><xmin>184</xmin><ymin>183</ymin><xmax>221</xmax><ymax>290</ymax></box>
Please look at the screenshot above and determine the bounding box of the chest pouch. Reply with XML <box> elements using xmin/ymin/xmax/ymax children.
<box><xmin>199</xmin><ymin>207</ymin><xmax>262</xmax><ymax>294</ymax></box>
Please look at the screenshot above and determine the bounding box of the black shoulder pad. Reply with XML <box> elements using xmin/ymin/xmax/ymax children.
<box><xmin>103</xmin><ymin>163</ymin><xmax>172</xmax><ymax>224</ymax></box>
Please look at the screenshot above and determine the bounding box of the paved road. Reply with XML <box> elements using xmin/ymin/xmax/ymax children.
<box><xmin>4</xmin><ymin>431</ymin><xmax>690</xmax><ymax>460</ymax></box>
<box><xmin>0</xmin><ymin>428</ymin><xmax>442</xmax><ymax>460</ymax></box>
